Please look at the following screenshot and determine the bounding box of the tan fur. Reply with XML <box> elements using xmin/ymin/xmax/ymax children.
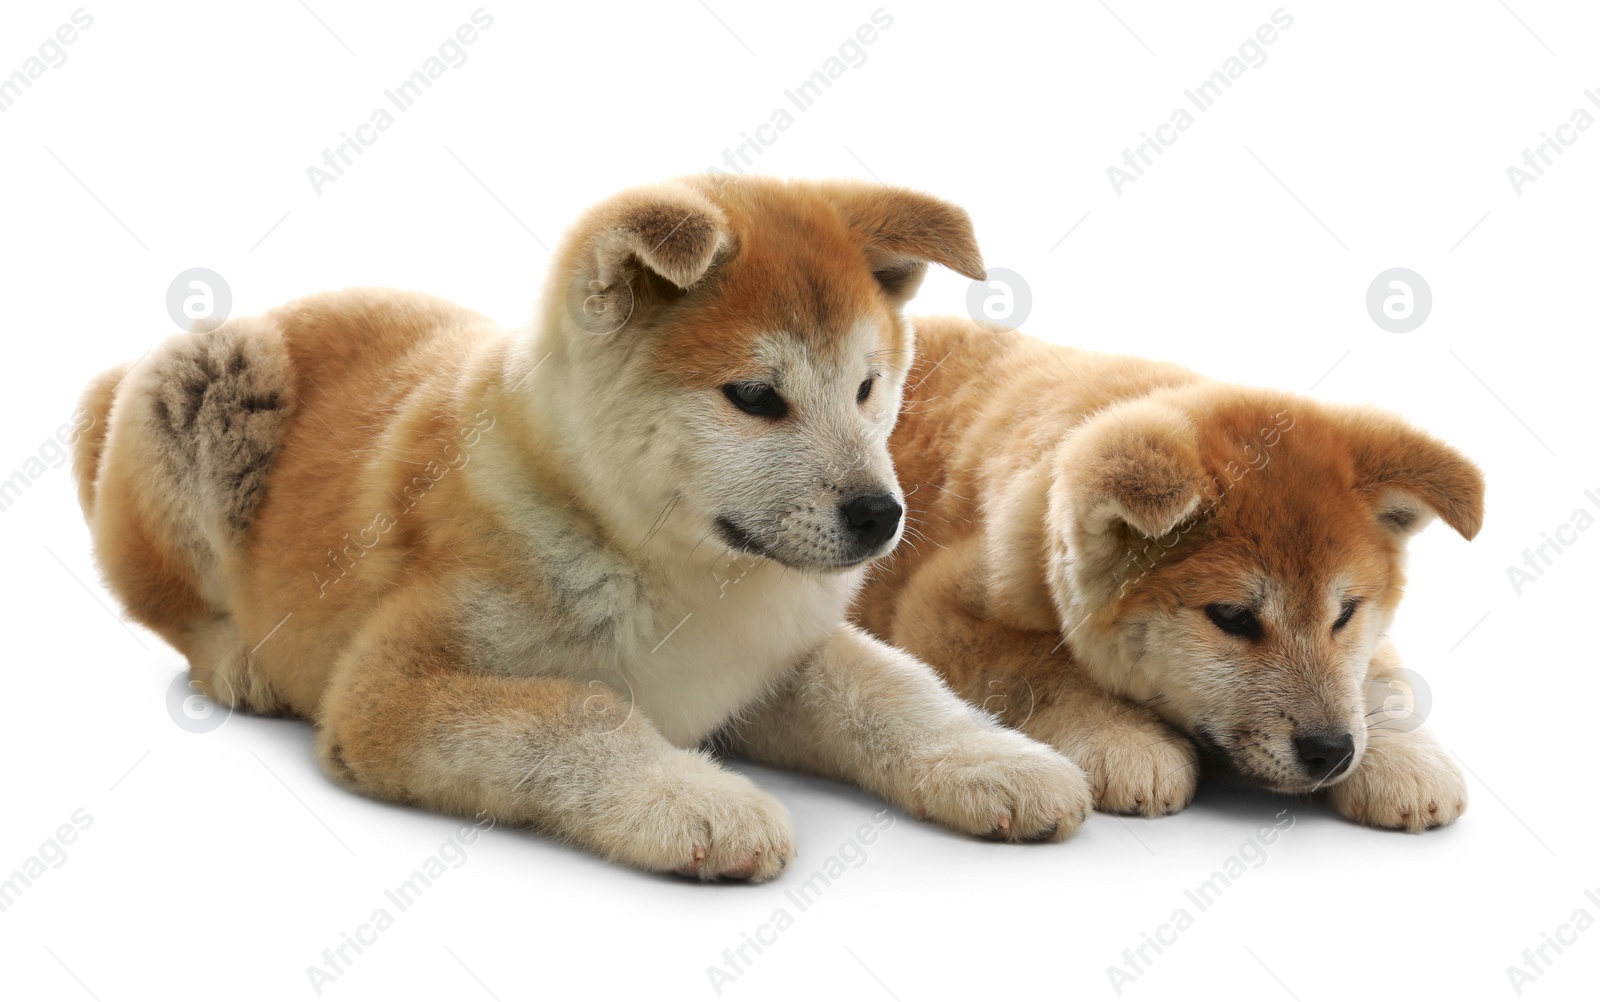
<box><xmin>75</xmin><ymin>179</ymin><xmax>1091</xmax><ymax>881</ymax></box>
<box><xmin>857</xmin><ymin>316</ymin><xmax>1484</xmax><ymax>832</ymax></box>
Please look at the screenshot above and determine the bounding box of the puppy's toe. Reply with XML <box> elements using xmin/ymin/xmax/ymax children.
<box><xmin>1328</xmin><ymin>735</ymin><xmax>1467</xmax><ymax>833</ymax></box>
<box><xmin>675</xmin><ymin>844</ymin><xmax>709</xmax><ymax>878</ymax></box>
<box><xmin>910</xmin><ymin>731</ymin><xmax>1093</xmax><ymax>843</ymax></box>
<box><xmin>1065</xmin><ymin>721</ymin><xmax>1199</xmax><ymax>818</ymax></box>
<box><xmin>697</xmin><ymin>793</ymin><xmax>795</xmax><ymax>881</ymax></box>
<box><xmin>614</xmin><ymin>752</ymin><xmax>794</xmax><ymax>882</ymax></box>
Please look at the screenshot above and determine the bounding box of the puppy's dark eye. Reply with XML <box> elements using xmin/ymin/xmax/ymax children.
<box><xmin>1333</xmin><ymin>598</ymin><xmax>1360</xmax><ymax>632</ymax></box>
<box><xmin>1205</xmin><ymin>603</ymin><xmax>1262</xmax><ymax>641</ymax></box>
<box><xmin>857</xmin><ymin>377</ymin><xmax>874</xmax><ymax>404</ymax></box>
<box><xmin>722</xmin><ymin>382</ymin><xmax>787</xmax><ymax>419</ymax></box>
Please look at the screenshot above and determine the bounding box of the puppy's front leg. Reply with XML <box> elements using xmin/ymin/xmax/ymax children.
<box><xmin>1007</xmin><ymin>662</ymin><xmax>1202</xmax><ymax>818</ymax></box>
<box><xmin>317</xmin><ymin>593</ymin><xmax>794</xmax><ymax>880</ymax></box>
<box><xmin>1327</xmin><ymin>641</ymin><xmax>1467</xmax><ymax>832</ymax></box>
<box><xmin>884</xmin><ymin>537</ymin><xmax>1196</xmax><ymax>816</ymax></box>
<box><xmin>721</xmin><ymin>625</ymin><xmax>1092</xmax><ymax>841</ymax></box>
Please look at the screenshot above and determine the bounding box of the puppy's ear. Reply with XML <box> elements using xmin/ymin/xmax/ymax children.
<box><xmin>818</xmin><ymin>182</ymin><xmax>987</xmax><ymax>301</ymax></box>
<box><xmin>1046</xmin><ymin>400</ymin><xmax>1211</xmax><ymax>606</ymax></box>
<box><xmin>559</xmin><ymin>182</ymin><xmax>730</xmax><ymax>332</ymax></box>
<box><xmin>1343</xmin><ymin>409</ymin><xmax>1485</xmax><ymax>541</ymax></box>
<box><xmin>1057</xmin><ymin>400</ymin><xmax>1209</xmax><ymax>540</ymax></box>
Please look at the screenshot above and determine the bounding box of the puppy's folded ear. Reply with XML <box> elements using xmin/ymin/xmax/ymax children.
<box><xmin>1043</xmin><ymin>400</ymin><xmax>1211</xmax><ymax>606</ymax></box>
<box><xmin>559</xmin><ymin>182</ymin><xmax>730</xmax><ymax>334</ymax></box>
<box><xmin>581</xmin><ymin>182</ymin><xmax>729</xmax><ymax>289</ymax></box>
<box><xmin>817</xmin><ymin>181</ymin><xmax>987</xmax><ymax>301</ymax></box>
<box><xmin>1055</xmin><ymin>400</ymin><xmax>1209</xmax><ymax>541</ymax></box>
<box><xmin>1342</xmin><ymin>409</ymin><xmax>1485</xmax><ymax>541</ymax></box>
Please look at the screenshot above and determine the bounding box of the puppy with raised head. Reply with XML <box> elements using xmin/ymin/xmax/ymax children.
<box><xmin>856</xmin><ymin>316</ymin><xmax>1484</xmax><ymax>832</ymax></box>
<box><xmin>73</xmin><ymin>178</ymin><xmax>1092</xmax><ymax>880</ymax></box>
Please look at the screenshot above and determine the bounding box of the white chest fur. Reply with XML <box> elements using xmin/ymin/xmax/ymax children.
<box><xmin>620</xmin><ymin>555</ymin><xmax>853</xmax><ymax>744</ymax></box>
<box><xmin>457</xmin><ymin>346</ymin><xmax>864</xmax><ymax>746</ymax></box>
<box><xmin>458</xmin><ymin>467</ymin><xmax>856</xmax><ymax>746</ymax></box>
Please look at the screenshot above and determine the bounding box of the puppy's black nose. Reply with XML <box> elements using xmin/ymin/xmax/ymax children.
<box><xmin>840</xmin><ymin>493</ymin><xmax>903</xmax><ymax>553</ymax></box>
<box><xmin>1296</xmin><ymin>732</ymin><xmax>1354</xmax><ymax>779</ymax></box>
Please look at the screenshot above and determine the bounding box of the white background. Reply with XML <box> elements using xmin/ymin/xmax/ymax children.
<box><xmin>2</xmin><ymin>2</ymin><xmax>1596</xmax><ymax>1000</ymax></box>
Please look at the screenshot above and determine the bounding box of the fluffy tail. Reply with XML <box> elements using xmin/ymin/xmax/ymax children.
<box><xmin>72</xmin><ymin>362</ymin><xmax>131</xmax><ymax>520</ymax></box>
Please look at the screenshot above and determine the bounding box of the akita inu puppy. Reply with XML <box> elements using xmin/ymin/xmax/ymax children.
<box><xmin>73</xmin><ymin>179</ymin><xmax>1093</xmax><ymax>880</ymax></box>
<box><xmin>856</xmin><ymin>316</ymin><xmax>1484</xmax><ymax>832</ymax></box>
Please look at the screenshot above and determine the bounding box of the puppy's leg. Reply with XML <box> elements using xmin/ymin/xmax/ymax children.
<box><xmin>886</xmin><ymin>544</ymin><xmax>1198</xmax><ymax>817</ymax></box>
<box><xmin>721</xmin><ymin>625</ymin><xmax>1093</xmax><ymax>841</ymax></box>
<box><xmin>1008</xmin><ymin>663</ymin><xmax>1200</xmax><ymax>818</ymax></box>
<box><xmin>911</xmin><ymin>624</ymin><xmax>1198</xmax><ymax>817</ymax></box>
<box><xmin>318</xmin><ymin>595</ymin><xmax>793</xmax><ymax>880</ymax></box>
<box><xmin>1327</xmin><ymin>641</ymin><xmax>1466</xmax><ymax>832</ymax></box>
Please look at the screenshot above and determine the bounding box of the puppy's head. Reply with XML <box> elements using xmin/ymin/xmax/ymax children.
<box><xmin>543</xmin><ymin>176</ymin><xmax>985</xmax><ymax>572</ymax></box>
<box><xmin>1048</xmin><ymin>390</ymin><xmax>1483</xmax><ymax>792</ymax></box>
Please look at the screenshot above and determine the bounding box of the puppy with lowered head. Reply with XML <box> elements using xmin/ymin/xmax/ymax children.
<box><xmin>856</xmin><ymin>316</ymin><xmax>1484</xmax><ymax>832</ymax></box>
<box><xmin>73</xmin><ymin>178</ymin><xmax>1092</xmax><ymax>880</ymax></box>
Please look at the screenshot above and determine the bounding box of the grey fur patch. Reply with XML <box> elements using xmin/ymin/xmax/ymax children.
<box><xmin>147</xmin><ymin>323</ymin><xmax>293</xmax><ymax>535</ymax></box>
<box><xmin>455</xmin><ymin>521</ymin><xmax>650</xmax><ymax>680</ymax></box>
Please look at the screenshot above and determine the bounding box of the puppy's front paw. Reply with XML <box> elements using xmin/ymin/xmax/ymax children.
<box><xmin>604</xmin><ymin>751</ymin><xmax>794</xmax><ymax>881</ymax></box>
<box><xmin>1061</xmin><ymin>716</ymin><xmax>1199</xmax><ymax>818</ymax></box>
<box><xmin>909</xmin><ymin>729</ymin><xmax>1093</xmax><ymax>842</ymax></box>
<box><xmin>1328</xmin><ymin>734</ymin><xmax>1466</xmax><ymax>833</ymax></box>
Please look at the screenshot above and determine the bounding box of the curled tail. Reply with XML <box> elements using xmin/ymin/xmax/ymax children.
<box><xmin>72</xmin><ymin>361</ymin><xmax>132</xmax><ymax>520</ymax></box>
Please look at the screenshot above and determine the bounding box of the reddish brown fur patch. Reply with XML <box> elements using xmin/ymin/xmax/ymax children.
<box><xmin>854</xmin><ymin>315</ymin><xmax>1483</xmax><ymax>794</ymax></box>
<box><xmin>72</xmin><ymin>179</ymin><xmax>1002</xmax><ymax>877</ymax></box>
<box><xmin>1113</xmin><ymin>421</ymin><xmax>1402</xmax><ymax>631</ymax></box>
<box><xmin>861</xmin><ymin>318</ymin><xmax>1482</xmax><ymax>632</ymax></box>
<box><xmin>648</xmin><ymin>181</ymin><xmax>916</xmax><ymax>388</ymax></box>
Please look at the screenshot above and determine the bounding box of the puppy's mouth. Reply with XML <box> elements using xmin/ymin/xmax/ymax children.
<box><xmin>715</xmin><ymin>516</ymin><xmax>767</xmax><ymax>558</ymax></box>
<box><xmin>1188</xmin><ymin>725</ymin><xmax>1256</xmax><ymax>779</ymax></box>
<box><xmin>713</xmin><ymin>516</ymin><xmax>877</xmax><ymax>572</ymax></box>
<box><xmin>1191</xmin><ymin>724</ymin><xmax>1357</xmax><ymax>793</ymax></box>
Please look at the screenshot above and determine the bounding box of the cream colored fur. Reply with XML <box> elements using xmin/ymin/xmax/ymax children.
<box><xmin>857</xmin><ymin>317</ymin><xmax>1485</xmax><ymax>832</ymax></box>
<box><xmin>74</xmin><ymin>179</ymin><xmax>1091</xmax><ymax>881</ymax></box>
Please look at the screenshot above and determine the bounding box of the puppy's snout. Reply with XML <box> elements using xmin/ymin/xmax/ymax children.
<box><xmin>839</xmin><ymin>493</ymin><xmax>902</xmax><ymax>554</ymax></box>
<box><xmin>1295</xmin><ymin>731</ymin><xmax>1354</xmax><ymax>780</ymax></box>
